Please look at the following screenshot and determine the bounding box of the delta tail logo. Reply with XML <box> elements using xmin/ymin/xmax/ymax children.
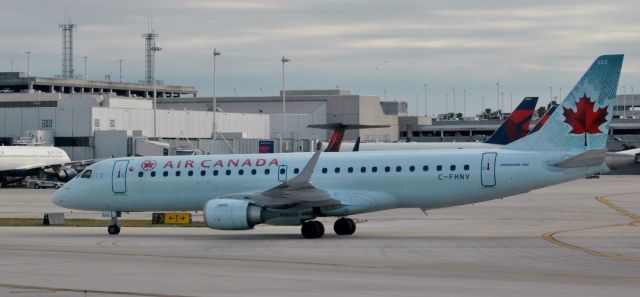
<box><xmin>562</xmin><ymin>94</ymin><xmax>608</xmax><ymax>146</ymax></box>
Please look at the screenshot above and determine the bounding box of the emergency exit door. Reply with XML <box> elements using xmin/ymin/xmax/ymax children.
<box><xmin>112</xmin><ymin>160</ymin><xmax>129</xmax><ymax>193</ymax></box>
<box><xmin>481</xmin><ymin>153</ymin><xmax>497</xmax><ymax>187</ymax></box>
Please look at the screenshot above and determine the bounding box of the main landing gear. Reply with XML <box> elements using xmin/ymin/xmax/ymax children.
<box><xmin>107</xmin><ymin>211</ymin><xmax>121</xmax><ymax>235</ymax></box>
<box><xmin>300</xmin><ymin>217</ymin><xmax>357</xmax><ymax>239</ymax></box>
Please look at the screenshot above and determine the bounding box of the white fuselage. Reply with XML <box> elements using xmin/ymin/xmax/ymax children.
<box><xmin>53</xmin><ymin>149</ymin><xmax>604</xmax><ymax>216</ymax></box>
<box><xmin>0</xmin><ymin>146</ymin><xmax>71</xmax><ymax>172</ymax></box>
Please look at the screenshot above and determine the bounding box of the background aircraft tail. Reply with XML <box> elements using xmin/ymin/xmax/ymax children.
<box><xmin>529</xmin><ymin>104</ymin><xmax>558</xmax><ymax>134</ymax></box>
<box><xmin>485</xmin><ymin>97</ymin><xmax>538</xmax><ymax>144</ymax></box>
<box><xmin>506</xmin><ymin>55</ymin><xmax>623</xmax><ymax>151</ymax></box>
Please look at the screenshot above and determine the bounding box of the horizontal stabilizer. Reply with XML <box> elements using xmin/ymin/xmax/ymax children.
<box><xmin>551</xmin><ymin>149</ymin><xmax>606</xmax><ymax>168</ymax></box>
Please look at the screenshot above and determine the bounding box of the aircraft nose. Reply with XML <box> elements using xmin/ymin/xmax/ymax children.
<box><xmin>52</xmin><ymin>188</ymin><xmax>66</xmax><ymax>207</ymax></box>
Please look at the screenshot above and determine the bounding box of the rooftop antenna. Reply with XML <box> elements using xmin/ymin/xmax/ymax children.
<box><xmin>59</xmin><ymin>7</ymin><xmax>76</xmax><ymax>78</ymax></box>
<box><xmin>141</xmin><ymin>17</ymin><xmax>159</xmax><ymax>84</ymax></box>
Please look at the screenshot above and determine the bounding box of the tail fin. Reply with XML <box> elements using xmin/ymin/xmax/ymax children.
<box><xmin>485</xmin><ymin>97</ymin><xmax>538</xmax><ymax>144</ymax></box>
<box><xmin>529</xmin><ymin>104</ymin><xmax>558</xmax><ymax>134</ymax></box>
<box><xmin>506</xmin><ymin>55</ymin><xmax>623</xmax><ymax>151</ymax></box>
<box><xmin>308</xmin><ymin>123</ymin><xmax>390</xmax><ymax>152</ymax></box>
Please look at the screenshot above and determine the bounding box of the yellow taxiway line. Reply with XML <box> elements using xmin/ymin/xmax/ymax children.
<box><xmin>543</xmin><ymin>196</ymin><xmax>640</xmax><ymax>264</ymax></box>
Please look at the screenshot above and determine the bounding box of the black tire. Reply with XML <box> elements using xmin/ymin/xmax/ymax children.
<box><xmin>334</xmin><ymin>217</ymin><xmax>351</xmax><ymax>235</ymax></box>
<box><xmin>301</xmin><ymin>221</ymin><xmax>324</xmax><ymax>239</ymax></box>
<box><xmin>33</xmin><ymin>184</ymin><xmax>40</xmax><ymax>189</ymax></box>
<box><xmin>108</xmin><ymin>225</ymin><xmax>120</xmax><ymax>235</ymax></box>
<box><xmin>346</xmin><ymin>218</ymin><xmax>356</xmax><ymax>235</ymax></box>
<box><xmin>53</xmin><ymin>184</ymin><xmax>60</xmax><ymax>189</ymax></box>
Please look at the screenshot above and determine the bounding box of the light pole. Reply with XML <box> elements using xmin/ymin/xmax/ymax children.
<box><xmin>212</xmin><ymin>48</ymin><xmax>221</xmax><ymax>140</ymax></box>
<box><xmin>496</xmin><ymin>82</ymin><xmax>500</xmax><ymax>112</ymax></box>
<box><xmin>549</xmin><ymin>86</ymin><xmax>553</xmax><ymax>105</ymax></box>
<box><xmin>25</xmin><ymin>51</ymin><xmax>31</xmax><ymax>76</ymax></box>
<box><xmin>259</xmin><ymin>87</ymin><xmax>264</xmax><ymax>96</ymax></box>
<box><xmin>559</xmin><ymin>87</ymin><xmax>562</xmax><ymax>102</ymax></box>
<box><xmin>423</xmin><ymin>83</ymin><xmax>427</xmax><ymax>116</ymax></box>
<box><xmin>281</xmin><ymin>56</ymin><xmax>290</xmax><ymax>153</ymax></box>
<box><xmin>83</xmin><ymin>56</ymin><xmax>88</xmax><ymax>80</ymax></box>
<box><xmin>481</xmin><ymin>96</ymin><xmax>485</xmax><ymax>118</ymax></box>
<box><xmin>383</xmin><ymin>89</ymin><xmax>387</xmax><ymax>101</ymax></box>
<box><xmin>501</xmin><ymin>92</ymin><xmax>504</xmax><ymax>118</ymax></box>
<box><xmin>234</xmin><ymin>87</ymin><xmax>239</xmax><ymax>97</ymax></box>
<box><xmin>463</xmin><ymin>89</ymin><xmax>466</xmax><ymax>117</ymax></box>
<box><xmin>151</xmin><ymin>44</ymin><xmax>162</xmax><ymax>138</ymax></box>
<box><xmin>445</xmin><ymin>94</ymin><xmax>449</xmax><ymax>118</ymax></box>
<box><xmin>452</xmin><ymin>88</ymin><xmax>456</xmax><ymax>116</ymax></box>
<box><xmin>117</xmin><ymin>59</ymin><xmax>124</xmax><ymax>82</ymax></box>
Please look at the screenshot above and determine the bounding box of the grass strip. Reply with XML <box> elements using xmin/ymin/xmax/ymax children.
<box><xmin>0</xmin><ymin>218</ymin><xmax>206</xmax><ymax>227</ymax></box>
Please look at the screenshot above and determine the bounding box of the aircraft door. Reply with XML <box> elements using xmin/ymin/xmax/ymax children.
<box><xmin>278</xmin><ymin>165</ymin><xmax>288</xmax><ymax>182</ymax></box>
<box><xmin>112</xmin><ymin>160</ymin><xmax>129</xmax><ymax>193</ymax></box>
<box><xmin>481</xmin><ymin>153</ymin><xmax>497</xmax><ymax>187</ymax></box>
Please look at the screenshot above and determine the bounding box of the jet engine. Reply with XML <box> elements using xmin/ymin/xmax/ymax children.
<box><xmin>57</xmin><ymin>167</ymin><xmax>78</xmax><ymax>182</ymax></box>
<box><xmin>203</xmin><ymin>199</ymin><xmax>266</xmax><ymax>230</ymax></box>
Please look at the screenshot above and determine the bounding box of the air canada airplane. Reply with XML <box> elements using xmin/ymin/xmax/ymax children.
<box><xmin>0</xmin><ymin>146</ymin><xmax>78</xmax><ymax>186</ymax></box>
<box><xmin>54</xmin><ymin>55</ymin><xmax>623</xmax><ymax>238</ymax></box>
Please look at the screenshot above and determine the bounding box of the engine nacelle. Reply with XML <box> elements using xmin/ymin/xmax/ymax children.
<box><xmin>57</xmin><ymin>167</ymin><xmax>77</xmax><ymax>182</ymax></box>
<box><xmin>204</xmin><ymin>199</ymin><xmax>265</xmax><ymax>230</ymax></box>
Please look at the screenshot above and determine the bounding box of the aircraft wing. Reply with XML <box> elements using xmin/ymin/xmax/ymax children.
<box><xmin>222</xmin><ymin>143</ymin><xmax>341</xmax><ymax>209</ymax></box>
<box><xmin>14</xmin><ymin>164</ymin><xmax>48</xmax><ymax>170</ymax></box>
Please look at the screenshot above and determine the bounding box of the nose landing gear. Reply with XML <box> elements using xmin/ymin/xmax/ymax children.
<box><xmin>106</xmin><ymin>211</ymin><xmax>121</xmax><ymax>235</ymax></box>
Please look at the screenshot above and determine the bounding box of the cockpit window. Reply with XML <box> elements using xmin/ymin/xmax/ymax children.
<box><xmin>80</xmin><ymin>170</ymin><xmax>92</xmax><ymax>178</ymax></box>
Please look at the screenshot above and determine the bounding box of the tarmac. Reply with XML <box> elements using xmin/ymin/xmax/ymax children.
<box><xmin>0</xmin><ymin>176</ymin><xmax>638</xmax><ymax>297</ymax></box>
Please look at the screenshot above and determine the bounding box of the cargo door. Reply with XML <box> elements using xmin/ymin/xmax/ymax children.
<box><xmin>481</xmin><ymin>153</ymin><xmax>497</xmax><ymax>187</ymax></box>
<box><xmin>112</xmin><ymin>160</ymin><xmax>129</xmax><ymax>193</ymax></box>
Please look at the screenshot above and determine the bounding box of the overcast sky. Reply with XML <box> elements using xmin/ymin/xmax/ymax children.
<box><xmin>1</xmin><ymin>0</ymin><xmax>639</xmax><ymax>116</ymax></box>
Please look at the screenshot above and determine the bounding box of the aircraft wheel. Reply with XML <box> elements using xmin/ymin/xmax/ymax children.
<box><xmin>334</xmin><ymin>217</ymin><xmax>356</xmax><ymax>235</ymax></box>
<box><xmin>301</xmin><ymin>220</ymin><xmax>324</xmax><ymax>239</ymax></box>
<box><xmin>33</xmin><ymin>184</ymin><xmax>40</xmax><ymax>189</ymax></box>
<box><xmin>107</xmin><ymin>224</ymin><xmax>121</xmax><ymax>235</ymax></box>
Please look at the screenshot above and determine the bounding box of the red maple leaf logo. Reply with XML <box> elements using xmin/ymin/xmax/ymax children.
<box><xmin>563</xmin><ymin>94</ymin><xmax>608</xmax><ymax>134</ymax></box>
<box><xmin>141</xmin><ymin>160</ymin><xmax>156</xmax><ymax>171</ymax></box>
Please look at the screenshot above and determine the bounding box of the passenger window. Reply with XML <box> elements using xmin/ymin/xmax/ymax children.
<box><xmin>239</xmin><ymin>169</ymin><xmax>244</xmax><ymax>175</ymax></box>
<box><xmin>385</xmin><ymin>166</ymin><xmax>390</xmax><ymax>172</ymax></box>
<box><xmin>464</xmin><ymin>165</ymin><xmax>470</xmax><ymax>171</ymax></box>
<box><xmin>80</xmin><ymin>170</ymin><xmax>92</xmax><ymax>178</ymax></box>
<box><xmin>437</xmin><ymin>165</ymin><xmax>442</xmax><ymax>171</ymax></box>
<box><xmin>151</xmin><ymin>171</ymin><xmax>156</xmax><ymax>177</ymax></box>
<box><xmin>360</xmin><ymin>167</ymin><xmax>366</xmax><ymax>173</ymax></box>
<box><xmin>396</xmin><ymin>166</ymin><xmax>402</xmax><ymax>172</ymax></box>
<box><xmin>251</xmin><ymin>169</ymin><xmax>257</xmax><ymax>175</ymax></box>
<box><xmin>335</xmin><ymin>167</ymin><xmax>340</xmax><ymax>173</ymax></box>
<box><xmin>200</xmin><ymin>170</ymin><xmax>206</xmax><ymax>176</ymax></box>
<box><xmin>348</xmin><ymin>167</ymin><xmax>354</xmax><ymax>173</ymax></box>
<box><xmin>213</xmin><ymin>170</ymin><xmax>219</xmax><ymax>176</ymax></box>
<box><xmin>322</xmin><ymin>168</ymin><xmax>328</xmax><ymax>174</ymax></box>
<box><xmin>372</xmin><ymin>166</ymin><xmax>378</xmax><ymax>173</ymax></box>
<box><xmin>264</xmin><ymin>169</ymin><xmax>270</xmax><ymax>175</ymax></box>
<box><xmin>294</xmin><ymin>168</ymin><xmax>299</xmax><ymax>174</ymax></box>
<box><xmin>163</xmin><ymin>171</ymin><xmax>168</xmax><ymax>177</ymax></box>
<box><xmin>409</xmin><ymin>166</ymin><xmax>415</xmax><ymax>172</ymax></box>
<box><xmin>138</xmin><ymin>172</ymin><xmax>143</xmax><ymax>177</ymax></box>
<box><xmin>422</xmin><ymin>165</ymin><xmax>428</xmax><ymax>171</ymax></box>
<box><xmin>226</xmin><ymin>170</ymin><xmax>231</xmax><ymax>176</ymax></box>
<box><xmin>176</xmin><ymin>171</ymin><xmax>181</xmax><ymax>177</ymax></box>
<box><xmin>188</xmin><ymin>170</ymin><xmax>194</xmax><ymax>176</ymax></box>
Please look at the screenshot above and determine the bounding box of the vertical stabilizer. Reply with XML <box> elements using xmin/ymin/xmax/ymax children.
<box><xmin>506</xmin><ymin>55</ymin><xmax>623</xmax><ymax>151</ymax></box>
<box><xmin>485</xmin><ymin>97</ymin><xmax>538</xmax><ymax>144</ymax></box>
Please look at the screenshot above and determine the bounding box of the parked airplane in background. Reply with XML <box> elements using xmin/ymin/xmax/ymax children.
<box><xmin>0</xmin><ymin>146</ymin><xmax>79</xmax><ymax>186</ymax></box>
<box><xmin>54</xmin><ymin>55</ymin><xmax>623</xmax><ymax>238</ymax></box>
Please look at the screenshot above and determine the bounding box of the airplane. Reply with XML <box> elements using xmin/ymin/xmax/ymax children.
<box><xmin>0</xmin><ymin>146</ymin><xmax>79</xmax><ymax>186</ymax></box>
<box><xmin>53</xmin><ymin>54</ymin><xmax>623</xmax><ymax>239</ymax></box>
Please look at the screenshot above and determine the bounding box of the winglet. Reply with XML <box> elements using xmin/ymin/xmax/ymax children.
<box><xmin>353</xmin><ymin>137</ymin><xmax>361</xmax><ymax>152</ymax></box>
<box><xmin>285</xmin><ymin>141</ymin><xmax>323</xmax><ymax>186</ymax></box>
<box><xmin>308</xmin><ymin>123</ymin><xmax>389</xmax><ymax>152</ymax></box>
